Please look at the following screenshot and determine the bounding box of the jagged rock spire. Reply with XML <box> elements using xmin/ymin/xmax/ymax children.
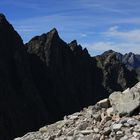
<box><xmin>0</xmin><ymin>13</ymin><xmax>6</xmax><ymax>21</ymax></box>
<box><xmin>69</xmin><ymin>40</ymin><xmax>78</xmax><ymax>51</ymax></box>
<box><xmin>49</xmin><ymin>28</ymin><xmax>58</xmax><ymax>34</ymax></box>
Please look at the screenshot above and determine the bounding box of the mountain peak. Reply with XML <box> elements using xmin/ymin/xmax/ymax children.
<box><xmin>68</xmin><ymin>40</ymin><xmax>79</xmax><ymax>51</ymax></box>
<box><xmin>0</xmin><ymin>13</ymin><xmax>8</xmax><ymax>27</ymax></box>
<box><xmin>102</xmin><ymin>50</ymin><xmax>115</xmax><ymax>56</ymax></box>
<box><xmin>69</xmin><ymin>40</ymin><xmax>78</xmax><ymax>45</ymax></box>
<box><xmin>49</xmin><ymin>28</ymin><xmax>59</xmax><ymax>37</ymax></box>
<box><xmin>28</xmin><ymin>28</ymin><xmax>60</xmax><ymax>45</ymax></box>
<box><xmin>127</xmin><ymin>52</ymin><xmax>135</xmax><ymax>57</ymax></box>
<box><xmin>0</xmin><ymin>13</ymin><xmax>6</xmax><ymax>21</ymax></box>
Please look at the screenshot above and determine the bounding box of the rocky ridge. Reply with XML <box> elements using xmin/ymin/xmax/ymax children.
<box><xmin>101</xmin><ymin>50</ymin><xmax>140</xmax><ymax>69</ymax></box>
<box><xmin>100</xmin><ymin>50</ymin><xmax>140</xmax><ymax>80</ymax></box>
<box><xmin>15</xmin><ymin>82</ymin><xmax>140</xmax><ymax>140</ymax></box>
<box><xmin>95</xmin><ymin>52</ymin><xmax>138</xmax><ymax>93</ymax></box>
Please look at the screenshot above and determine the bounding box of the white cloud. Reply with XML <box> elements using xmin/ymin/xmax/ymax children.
<box><xmin>79</xmin><ymin>0</ymin><xmax>138</xmax><ymax>15</ymax></box>
<box><xmin>0</xmin><ymin>0</ymin><xmax>44</xmax><ymax>10</ymax></box>
<box><xmin>11</xmin><ymin>14</ymin><xmax>98</xmax><ymax>42</ymax></box>
<box><xmin>84</xmin><ymin>27</ymin><xmax>140</xmax><ymax>55</ymax></box>
<box><xmin>84</xmin><ymin>42</ymin><xmax>114</xmax><ymax>51</ymax></box>
<box><xmin>84</xmin><ymin>41</ymin><xmax>140</xmax><ymax>55</ymax></box>
<box><xmin>80</xmin><ymin>33</ymin><xmax>87</xmax><ymax>37</ymax></box>
<box><xmin>105</xmin><ymin>26</ymin><xmax>140</xmax><ymax>43</ymax></box>
<box><xmin>109</xmin><ymin>26</ymin><xmax>119</xmax><ymax>31</ymax></box>
<box><xmin>113</xmin><ymin>18</ymin><xmax>140</xmax><ymax>24</ymax></box>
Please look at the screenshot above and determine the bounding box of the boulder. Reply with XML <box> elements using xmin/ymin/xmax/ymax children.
<box><xmin>97</xmin><ymin>98</ymin><xmax>110</xmax><ymax>108</ymax></box>
<box><xmin>109</xmin><ymin>82</ymin><xmax>140</xmax><ymax>116</ymax></box>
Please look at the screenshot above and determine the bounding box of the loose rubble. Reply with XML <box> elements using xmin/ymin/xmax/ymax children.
<box><xmin>14</xmin><ymin>82</ymin><xmax>140</xmax><ymax>140</ymax></box>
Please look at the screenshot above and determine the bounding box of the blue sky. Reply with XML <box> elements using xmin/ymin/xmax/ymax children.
<box><xmin>1</xmin><ymin>0</ymin><xmax>140</xmax><ymax>55</ymax></box>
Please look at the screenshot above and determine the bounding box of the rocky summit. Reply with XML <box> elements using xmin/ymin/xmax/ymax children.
<box><xmin>14</xmin><ymin>82</ymin><xmax>140</xmax><ymax>140</ymax></box>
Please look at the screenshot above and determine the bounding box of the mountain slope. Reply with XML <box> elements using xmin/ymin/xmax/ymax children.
<box><xmin>14</xmin><ymin>82</ymin><xmax>140</xmax><ymax>140</ymax></box>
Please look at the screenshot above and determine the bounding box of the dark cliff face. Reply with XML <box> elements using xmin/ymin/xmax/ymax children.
<box><xmin>0</xmin><ymin>14</ymin><xmax>50</xmax><ymax>140</ymax></box>
<box><xmin>0</xmin><ymin>14</ymin><xmax>138</xmax><ymax>140</ymax></box>
<box><xmin>26</xmin><ymin>28</ymin><xmax>107</xmax><ymax>112</ymax></box>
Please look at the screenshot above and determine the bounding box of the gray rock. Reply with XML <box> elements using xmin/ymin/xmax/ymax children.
<box><xmin>104</xmin><ymin>120</ymin><xmax>112</xmax><ymax>127</ymax></box>
<box><xmin>119</xmin><ymin>118</ymin><xmax>128</xmax><ymax>124</ymax></box>
<box><xmin>106</xmin><ymin>107</ymin><xmax>114</xmax><ymax>116</ymax></box>
<box><xmin>80</xmin><ymin>130</ymin><xmax>94</xmax><ymax>135</ymax></box>
<box><xmin>77</xmin><ymin>122</ymin><xmax>88</xmax><ymax>130</ymax></box>
<box><xmin>94</xmin><ymin>128</ymin><xmax>99</xmax><ymax>133</ymax></box>
<box><xmin>97</xmin><ymin>98</ymin><xmax>110</xmax><ymax>108</ymax></box>
<box><xmin>103</xmin><ymin>127</ymin><xmax>111</xmax><ymax>135</ymax></box>
<box><xmin>127</xmin><ymin>118</ymin><xmax>137</xmax><ymax>126</ymax></box>
<box><xmin>93</xmin><ymin>113</ymin><xmax>101</xmax><ymax>122</ymax></box>
<box><xmin>133</xmin><ymin>125</ymin><xmax>140</xmax><ymax>132</ymax></box>
<box><xmin>124</xmin><ymin>127</ymin><xmax>133</xmax><ymax>136</ymax></box>
<box><xmin>133</xmin><ymin>132</ymin><xmax>140</xmax><ymax>138</ymax></box>
<box><xmin>100</xmin><ymin>135</ymin><xmax>105</xmax><ymax>140</ymax></box>
<box><xmin>120</xmin><ymin>135</ymin><xmax>129</xmax><ymax>140</ymax></box>
<box><xmin>116</xmin><ymin>131</ymin><xmax>124</xmax><ymax>136</ymax></box>
<box><xmin>109</xmin><ymin>82</ymin><xmax>140</xmax><ymax>116</ymax></box>
<box><xmin>123</xmin><ymin>123</ymin><xmax>130</xmax><ymax>127</ymax></box>
<box><xmin>82</xmin><ymin>134</ymin><xmax>94</xmax><ymax>140</ymax></box>
<box><xmin>129</xmin><ymin>137</ymin><xmax>139</xmax><ymax>140</ymax></box>
<box><xmin>93</xmin><ymin>134</ymin><xmax>101</xmax><ymax>140</ymax></box>
<box><xmin>112</xmin><ymin>124</ymin><xmax>123</xmax><ymax>131</ymax></box>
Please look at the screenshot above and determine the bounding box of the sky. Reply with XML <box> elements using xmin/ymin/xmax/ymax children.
<box><xmin>0</xmin><ymin>0</ymin><xmax>140</xmax><ymax>56</ymax></box>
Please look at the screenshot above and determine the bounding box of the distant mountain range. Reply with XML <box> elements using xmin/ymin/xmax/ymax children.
<box><xmin>101</xmin><ymin>50</ymin><xmax>140</xmax><ymax>80</ymax></box>
<box><xmin>0</xmin><ymin>14</ymin><xmax>139</xmax><ymax>140</ymax></box>
<box><xmin>102</xmin><ymin>50</ymin><xmax>140</xmax><ymax>69</ymax></box>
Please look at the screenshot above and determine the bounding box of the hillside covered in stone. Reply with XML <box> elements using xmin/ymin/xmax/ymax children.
<box><xmin>14</xmin><ymin>82</ymin><xmax>140</xmax><ymax>140</ymax></box>
<box><xmin>0</xmin><ymin>14</ymin><xmax>139</xmax><ymax>140</ymax></box>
